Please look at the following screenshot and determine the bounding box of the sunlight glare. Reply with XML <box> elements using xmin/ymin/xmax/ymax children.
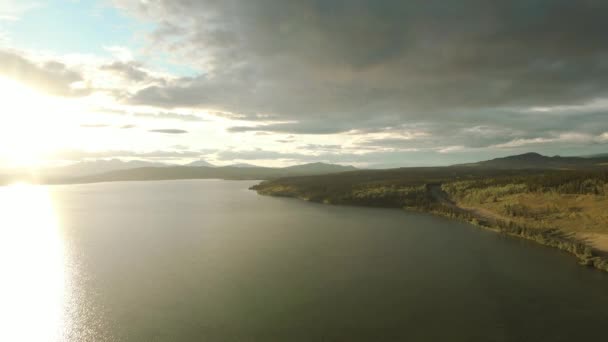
<box><xmin>0</xmin><ymin>77</ymin><xmax>51</xmax><ymax>167</ymax></box>
<box><xmin>0</xmin><ymin>183</ymin><xmax>68</xmax><ymax>342</ymax></box>
<box><xmin>0</xmin><ymin>76</ymin><xmax>83</xmax><ymax>168</ymax></box>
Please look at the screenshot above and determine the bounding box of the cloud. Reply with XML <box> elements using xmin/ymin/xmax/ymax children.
<box><xmin>135</xmin><ymin>112</ymin><xmax>206</xmax><ymax>122</ymax></box>
<box><xmin>80</xmin><ymin>124</ymin><xmax>111</xmax><ymax>128</ymax></box>
<box><xmin>491</xmin><ymin>132</ymin><xmax>608</xmax><ymax>149</ymax></box>
<box><xmin>148</xmin><ymin>128</ymin><xmax>188</xmax><ymax>134</ymax></box>
<box><xmin>299</xmin><ymin>144</ymin><xmax>343</xmax><ymax>152</ymax></box>
<box><xmin>216</xmin><ymin>149</ymin><xmax>314</xmax><ymax>161</ymax></box>
<box><xmin>117</xmin><ymin>1</ymin><xmax>608</xmax><ymax>110</ymax></box>
<box><xmin>104</xmin><ymin>46</ymin><xmax>134</xmax><ymax>62</ymax></box>
<box><xmin>100</xmin><ymin>61</ymin><xmax>151</xmax><ymax>82</ymax></box>
<box><xmin>227</xmin><ymin>122</ymin><xmax>354</xmax><ymax>135</ymax></box>
<box><xmin>492</xmin><ymin>137</ymin><xmax>554</xmax><ymax>149</ymax></box>
<box><xmin>437</xmin><ymin>145</ymin><xmax>466</xmax><ymax>154</ymax></box>
<box><xmin>49</xmin><ymin>148</ymin><xmax>207</xmax><ymax>161</ymax></box>
<box><xmin>0</xmin><ymin>49</ymin><xmax>91</xmax><ymax>96</ymax></box>
<box><xmin>105</xmin><ymin>0</ymin><xmax>608</xmax><ymax>158</ymax></box>
<box><xmin>0</xmin><ymin>1</ymin><xmax>39</xmax><ymax>21</ymax></box>
<box><xmin>99</xmin><ymin>108</ymin><xmax>206</xmax><ymax>122</ymax></box>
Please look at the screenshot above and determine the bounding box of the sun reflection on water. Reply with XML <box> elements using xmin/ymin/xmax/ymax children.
<box><xmin>0</xmin><ymin>183</ymin><xmax>68</xmax><ymax>342</ymax></box>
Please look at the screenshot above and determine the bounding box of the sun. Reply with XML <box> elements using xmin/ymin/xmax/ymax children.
<box><xmin>0</xmin><ymin>76</ymin><xmax>70</xmax><ymax>168</ymax></box>
<box><xmin>0</xmin><ymin>74</ymin><xmax>141</xmax><ymax>169</ymax></box>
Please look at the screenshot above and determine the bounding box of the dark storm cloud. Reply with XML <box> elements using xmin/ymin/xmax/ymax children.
<box><xmin>148</xmin><ymin>129</ymin><xmax>188</xmax><ymax>134</ymax></box>
<box><xmin>0</xmin><ymin>49</ymin><xmax>90</xmax><ymax>96</ymax></box>
<box><xmin>116</xmin><ymin>0</ymin><xmax>608</xmax><ymax>148</ymax></box>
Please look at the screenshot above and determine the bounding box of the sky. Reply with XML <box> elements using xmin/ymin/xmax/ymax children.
<box><xmin>1</xmin><ymin>0</ymin><xmax>607</xmax><ymax>169</ymax></box>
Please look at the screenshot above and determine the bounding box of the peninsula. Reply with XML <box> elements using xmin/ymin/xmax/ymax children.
<box><xmin>252</xmin><ymin>153</ymin><xmax>608</xmax><ymax>272</ymax></box>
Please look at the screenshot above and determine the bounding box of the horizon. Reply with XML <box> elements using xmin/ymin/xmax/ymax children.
<box><xmin>2</xmin><ymin>1</ymin><xmax>608</xmax><ymax>169</ymax></box>
<box><xmin>3</xmin><ymin>150</ymin><xmax>605</xmax><ymax>174</ymax></box>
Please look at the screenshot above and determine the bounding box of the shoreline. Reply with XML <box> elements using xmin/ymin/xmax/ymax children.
<box><xmin>252</xmin><ymin>185</ymin><xmax>608</xmax><ymax>273</ymax></box>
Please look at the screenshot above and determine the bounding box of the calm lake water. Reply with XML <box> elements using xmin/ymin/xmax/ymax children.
<box><xmin>1</xmin><ymin>180</ymin><xmax>608</xmax><ymax>341</ymax></box>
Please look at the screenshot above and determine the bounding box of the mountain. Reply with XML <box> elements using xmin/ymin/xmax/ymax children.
<box><xmin>45</xmin><ymin>162</ymin><xmax>358</xmax><ymax>185</ymax></box>
<box><xmin>6</xmin><ymin>152</ymin><xmax>608</xmax><ymax>186</ymax></box>
<box><xmin>228</xmin><ymin>163</ymin><xmax>259</xmax><ymax>168</ymax></box>
<box><xmin>0</xmin><ymin>159</ymin><xmax>170</xmax><ymax>185</ymax></box>
<box><xmin>283</xmin><ymin>162</ymin><xmax>357</xmax><ymax>173</ymax></box>
<box><xmin>186</xmin><ymin>159</ymin><xmax>216</xmax><ymax>167</ymax></box>
<box><xmin>455</xmin><ymin>152</ymin><xmax>608</xmax><ymax>169</ymax></box>
<box><xmin>43</xmin><ymin>159</ymin><xmax>168</xmax><ymax>178</ymax></box>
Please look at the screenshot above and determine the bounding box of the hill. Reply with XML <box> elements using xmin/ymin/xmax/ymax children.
<box><xmin>283</xmin><ymin>162</ymin><xmax>357</xmax><ymax>173</ymax></box>
<box><xmin>455</xmin><ymin>152</ymin><xmax>608</xmax><ymax>169</ymax></box>
<box><xmin>49</xmin><ymin>159</ymin><xmax>168</xmax><ymax>177</ymax></box>
<box><xmin>227</xmin><ymin>163</ymin><xmax>260</xmax><ymax>168</ymax></box>
<box><xmin>41</xmin><ymin>162</ymin><xmax>358</xmax><ymax>184</ymax></box>
<box><xmin>186</xmin><ymin>159</ymin><xmax>216</xmax><ymax>167</ymax></box>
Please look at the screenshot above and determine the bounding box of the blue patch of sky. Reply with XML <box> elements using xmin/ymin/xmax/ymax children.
<box><xmin>2</xmin><ymin>0</ymin><xmax>145</xmax><ymax>56</ymax></box>
<box><xmin>1</xmin><ymin>0</ymin><xmax>197</xmax><ymax>77</ymax></box>
<box><xmin>145</xmin><ymin>51</ymin><xmax>201</xmax><ymax>77</ymax></box>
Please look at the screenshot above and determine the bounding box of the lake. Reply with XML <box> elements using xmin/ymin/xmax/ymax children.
<box><xmin>1</xmin><ymin>180</ymin><xmax>608</xmax><ymax>341</ymax></box>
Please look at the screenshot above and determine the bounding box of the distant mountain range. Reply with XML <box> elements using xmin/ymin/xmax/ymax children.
<box><xmin>185</xmin><ymin>160</ymin><xmax>260</xmax><ymax>168</ymax></box>
<box><xmin>0</xmin><ymin>161</ymin><xmax>358</xmax><ymax>185</ymax></box>
<box><xmin>45</xmin><ymin>159</ymin><xmax>168</xmax><ymax>177</ymax></box>
<box><xmin>228</xmin><ymin>163</ymin><xmax>259</xmax><ymax>168</ymax></box>
<box><xmin>2</xmin><ymin>152</ymin><xmax>607</xmax><ymax>186</ymax></box>
<box><xmin>454</xmin><ymin>152</ymin><xmax>608</xmax><ymax>169</ymax></box>
<box><xmin>58</xmin><ymin>162</ymin><xmax>357</xmax><ymax>184</ymax></box>
<box><xmin>280</xmin><ymin>162</ymin><xmax>355</xmax><ymax>172</ymax></box>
